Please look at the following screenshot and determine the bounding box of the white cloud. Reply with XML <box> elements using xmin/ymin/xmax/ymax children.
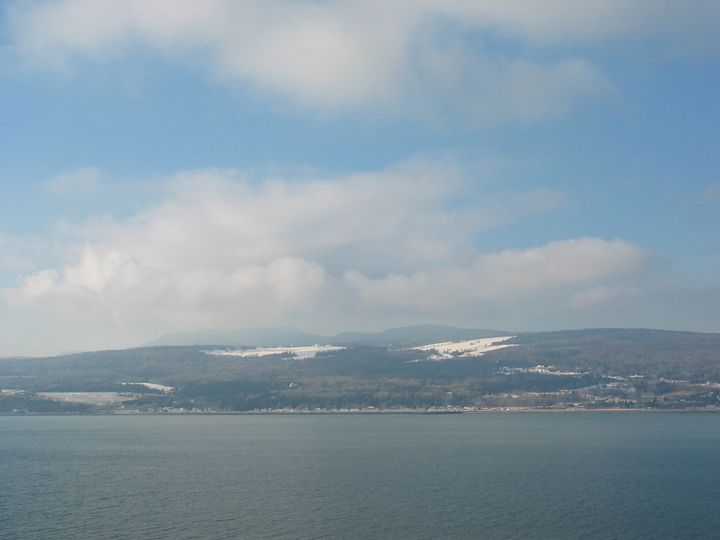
<box><xmin>0</xmin><ymin>233</ymin><xmax>38</xmax><ymax>272</ymax></box>
<box><xmin>418</xmin><ymin>51</ymin><xmax>611</xmax><ymax>123</ymax></box>
<box><xmin>14</xmin><ymin>0</ymin><xmax>699</xmax><ymax>119</ymax></box>
<box><xmin>1</xmin><ymin>164</ymin><xmax>653</xmax><ymax>354</ymax></box>
<box><xmin>44</xmin><ymin>166</ymin><xmax>101</xmax><ymax>195</ymax></box>
<box><xmin>347</xmin><ymin>238</ymin><xmax>649</xmax><ymax>312</ymax></box>
<box><xmin>569</xmin><ymin>285</ymin><xmax>641</xmax><ymax>310</ymax></box>
<box><xmin>9</xmin><ymin>1</ymin><xmax>717</xmax><ymax>120</ymax></box>
<box><xmin>423</xmin><ymin>0</ymin><xmax>720</xmax><ymax>47</ymax></box>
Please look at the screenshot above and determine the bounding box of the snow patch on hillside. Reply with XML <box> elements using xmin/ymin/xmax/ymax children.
<box><xmin>122</xmin><ymin>382</ymin><xmax>174</xmax><ymax>392</ymax></box>
<box><xmin>204</xmin><ymin>344</ymin><xmax>345</xmax><ymax>360</ymax></box>
<box><xmin>411</xmin><ymin>336</ymin><xmax>517</xmax><ymax>360</ymax></box>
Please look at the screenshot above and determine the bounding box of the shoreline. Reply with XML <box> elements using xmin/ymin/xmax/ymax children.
<box><xmin>2</xmin><ymin>407</ymin><xmax>720</xmax><ymax>417</ymax></box>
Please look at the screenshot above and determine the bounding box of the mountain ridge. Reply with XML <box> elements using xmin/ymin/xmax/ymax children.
<box><xmin>147</xmin><ymin>324</ymin><xmax>512</xmax><ymax>348</ymax></box>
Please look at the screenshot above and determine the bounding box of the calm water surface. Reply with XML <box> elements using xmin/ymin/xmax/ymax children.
<box><xmin>1</xmin><ymin>413</ymin><xmax>719</xmax><ymax>539</ymax></box>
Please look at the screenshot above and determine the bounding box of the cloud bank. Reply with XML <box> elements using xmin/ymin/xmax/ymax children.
<box><xmin>1</xmin><ymin>163</ymin><xmax>652</xmax><ymax>354</ymax></box>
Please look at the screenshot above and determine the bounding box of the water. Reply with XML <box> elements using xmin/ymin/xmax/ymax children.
<box><xmin>1</xmin><ymin>413</ymin><xmax>719</xmax><ymax>539</ymax></box>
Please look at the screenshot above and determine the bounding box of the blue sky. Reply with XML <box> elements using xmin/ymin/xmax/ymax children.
<box><xmin>0</xmin><ymin>0</ymin><xmax>719</xmax><ymax>355</ymax></box>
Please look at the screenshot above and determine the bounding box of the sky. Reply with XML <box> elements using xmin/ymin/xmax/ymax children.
<box><xmin>0</xmin><ymin>0</ymin><xmax>719</xmax><ymax>356</ymax></box>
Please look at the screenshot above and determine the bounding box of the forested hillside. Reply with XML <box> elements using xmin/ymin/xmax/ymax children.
<box><xmin>2</xmin><ymin>329</ymin><xmax>719</xmax><ymax>412</ymax></box>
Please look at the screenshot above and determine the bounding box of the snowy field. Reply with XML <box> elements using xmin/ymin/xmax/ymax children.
<box><xmin>204</xmin><ymin>344</ymin><xmax>345</xmax><ymax>360</ymax></box>
<box><xmin>411</xmin><ymin>336</ymin><xmax>517</xmax><ymax>360</ymax></box>
<box><xmin>121</xmin><ymin>382</ymin><xmax>174</xmax><ymax>392</ymax></box>
<box><xmin>37</xmin><ymin>392</ymin><xmax>140</xmax><ymax>406</ymax></box>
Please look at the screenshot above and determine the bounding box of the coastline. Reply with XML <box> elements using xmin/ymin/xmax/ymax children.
<box><xmin>3</xmin><ymin>407</ymin><xmax>719</xmax><ymax>416</ymax></box>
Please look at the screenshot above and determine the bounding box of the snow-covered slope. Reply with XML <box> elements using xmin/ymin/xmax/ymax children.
<box><xmin>411</xmin><ymin>336</ymin><xmax>517</xmax><ymax>360</ymax></box>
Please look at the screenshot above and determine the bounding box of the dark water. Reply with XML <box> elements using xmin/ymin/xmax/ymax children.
<box><xmin>1</xmin><ymin>413</ymin><xmax>719</xmax><ymax>539</ymax></box>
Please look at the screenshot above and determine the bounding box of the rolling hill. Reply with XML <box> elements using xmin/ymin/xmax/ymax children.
<box><xmin>2</xmin><ymin>327</ymin><xmax>720</xmax><ymax>412</ymax></box>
